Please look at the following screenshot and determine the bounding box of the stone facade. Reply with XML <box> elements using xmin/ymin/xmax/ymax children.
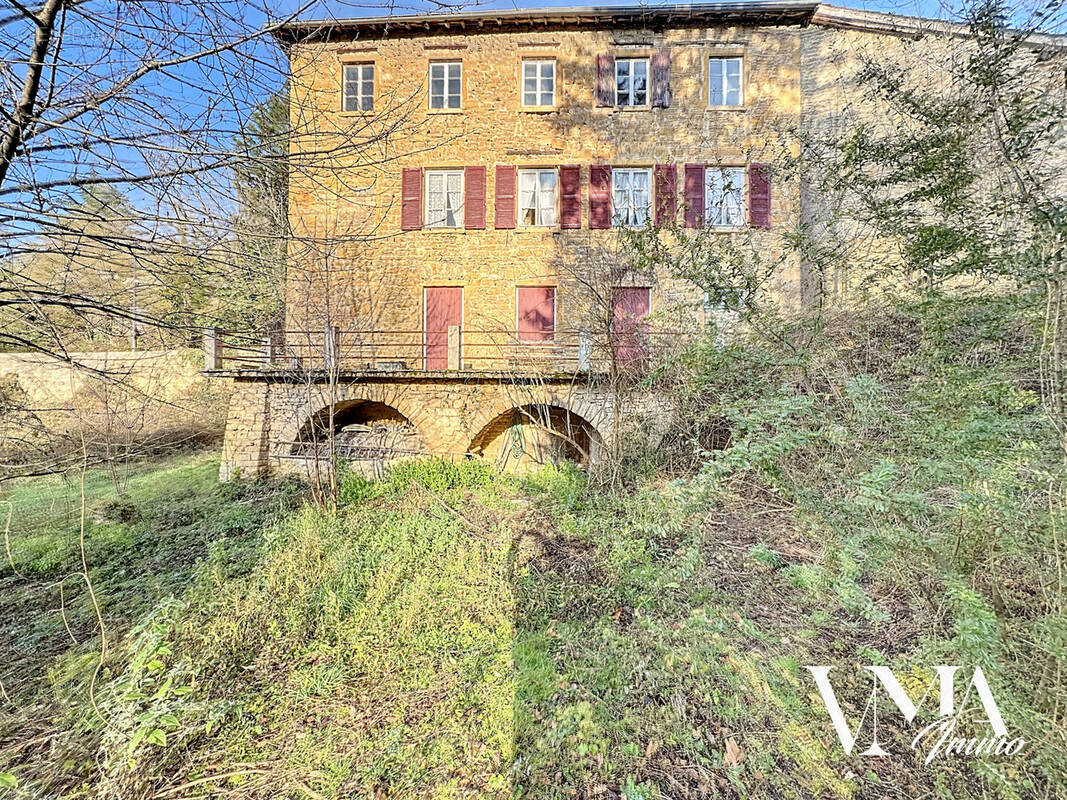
<box><xmin>215</xmin><ymin>3</ymin><xmax>1066</xmax><ymax>479</ymax></box>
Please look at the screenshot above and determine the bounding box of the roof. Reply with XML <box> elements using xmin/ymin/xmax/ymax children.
<box><xmin>271</xmin><ymin>2</ymin><xmax>820</xmax><ymax>42</ymax></box>
<box><xmin>271</xmin><ymin>1</ymin><xmax>1067</xmax><ymax>49</ymax></box>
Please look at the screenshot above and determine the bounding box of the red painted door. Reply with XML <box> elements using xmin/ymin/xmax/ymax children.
<box><xmin>612</xmin><ymin>287</ymin><xmax>651</xmax><ymax>366</ymax></box>
<box><xmin>425</xmin><ymin>287</ymin><xmax>463</xmax><ymax>369</ymax></box>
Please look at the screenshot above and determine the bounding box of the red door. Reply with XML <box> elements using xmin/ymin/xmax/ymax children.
<box><xmin>612</xmin><ymin>287</ymin><xmax>650</xmax><ymax>366</ymax></box>
<box><xmin>425</xmin><ymin>287</ymin><xmax>463</xmax><ymax>369</ymax></box>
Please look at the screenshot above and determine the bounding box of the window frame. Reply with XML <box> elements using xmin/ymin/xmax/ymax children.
<box><xmin>704</xmin><ymin>165</ymin><xmax>748</xmax><ymax>230</ymax></box>
<box><xmin>611</xmin><ymin>167</ymin><xmax>653</xmax><ymax>228</ymax></box>
<box><xmin>341</xmin><ymin>62</ymin><xmax>375</xmax><ymax>112</ymax></box>
<box><xmin>518</xmin><ymin>168</ymin><xmax>560</xmax><ymax>228</ymax></box>
<box><xmin>428</xmin><ymin>60</ymin><xmax>463</xmax><ymax>111</ymax></box>
<box><xmin>424</xmin><ymin>168</ymin><xmax>465</xmax><ymax>229</ymax></box>
<box><xmin>707</xmin><ymin>55</ymin><xmax>744</xmax><ymax>108</ymax></box>
<box><xmin>614</xmin><ymin>56</ymin><xmax>651</xmax><ymax>108</ymax></box>
<box><xmin>515</xmin><ymin>285</ymin><xmax>558</xmax><ymax>343</ymax></box>
<box><xmin>520</xmin><ymin>58</ymin><xmax>557</xmax><ymax>109</ymax></box>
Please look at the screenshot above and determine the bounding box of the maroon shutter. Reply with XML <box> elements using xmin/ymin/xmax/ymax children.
<box><xmin>651</xmin><ymin>51</ymin><xmax>671</xmax><ymax>108</ymax></box>
<box><xmin>560</xmin><ymin>165</ymin><xmax>582</xmax><ymax>229</ymax></box>
<box><xmin>589</xmin><ymin>164</ymin><xmax>612</xmax><ymax>229</ymax></box>
<box><xmin>595</xmin><ymin>53</ymin><xmax>615</xmax><ymax>107</ymax></box>
<box><xmin>401</xmin><ymin>167</ymin><xmax>422</xmax><ymax>230</ymax></box>
<box><xmin>495</xmin><ymin>165</ymin><xmax>516</xmax><ymax>229</ymax></box>
<box><xmin>684</xmin><ymin>164</ymin><xmax>705</xmax><ymax>229</ymax></box>
<box><xmin>749</xmin><ymin>163</ymin><xmax>771</xmax><ymax>229</ymax></box>
<box><xmin>654</xmin><ymin>164</ymin><xmax>677</xmax><ymax>226</ymax></box>
<box><xmin>465</xmin><ymin>166</ymin><xmax>486</xmax><ymax>229</ymax></box>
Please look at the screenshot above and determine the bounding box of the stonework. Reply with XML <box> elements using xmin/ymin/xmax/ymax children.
<box><xmin>214</xmin><ymin>4</ymin><xmax>1066</xmax><ymax>479</ymax></box>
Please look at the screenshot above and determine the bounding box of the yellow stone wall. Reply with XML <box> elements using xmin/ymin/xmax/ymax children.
<box><xmin>283</xmin><ymin>21</ymin><xmax>806</xmax><ymax>354</ymax></box>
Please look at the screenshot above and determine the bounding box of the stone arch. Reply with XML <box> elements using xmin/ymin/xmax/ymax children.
<box><xmin>286</xmin><ymin>391</ymin><xmax>429</xmax><ymax>461</ymax></box>
<box><xmin>468</xmin><ymin>403</ymin><xmax>603</xmax><ymax>470</ymax></box>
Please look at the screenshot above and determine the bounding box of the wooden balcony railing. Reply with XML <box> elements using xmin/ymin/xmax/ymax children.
<box><xmin>204</xmin><ymin>325</ymin><xmax>689</xmax><ymax>376</ymax></box>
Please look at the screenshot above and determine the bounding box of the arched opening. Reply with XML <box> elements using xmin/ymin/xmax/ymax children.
<box><xmin>291</xmin><ymin>400</ymin><xmax>425</xmax><ymax>460</ymax></box>
<box><xmin>468</xmin><ymin>404</ymin><xmax>600</xmax><ymax>471</ymax></box>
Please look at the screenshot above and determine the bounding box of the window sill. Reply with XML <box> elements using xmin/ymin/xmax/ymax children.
<box><xmin>339</xmin><ymin>110</ymin><xmax>375</xmax><ymax>117</ymax></box>
<box><xmin>422</xmin><ymin>226</ymin><xmax>467</xmax><ymax>233</ymax></box>
<box><xmin>519</xmin><ymin>106</ymin><xmax>559</xmax><ymax>114</ymax></box>
<box><xmin>427</xmin><ymin>108</ymin><xmax>464</xmax><ymax>115</ymax></box>
<box><xmin>706</xmin><ymin>105</ymin><xmax>747</xmax><ymax>112</ymax></box>
<box><xmin>516</xmin><ymin>225</ymin><xmax>561</xmax><ymax>232</ymax></box>
<box><xmin>615</xmin><ymin>105</ymin><xmax>651</xmax><ymax>112</ymax></box>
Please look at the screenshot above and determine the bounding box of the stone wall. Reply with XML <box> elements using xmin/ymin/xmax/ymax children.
<box><xmin>0</xmin><ymin>349</ymin><xmax>230</xmax><ymax>447</ymax></box>
<box><xmin>284</xmin><ymin>19</ymin><xmax>806</xmax><ymax>338</ymax></box>
<box><xmin>218</xmin><ymin>374</ymin><xmax>673</xmax><ymax>480</ymax></box>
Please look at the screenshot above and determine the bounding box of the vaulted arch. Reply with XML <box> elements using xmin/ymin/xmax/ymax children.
<box><xmin>468</xmin><ymin>403</ymin><xmax>601</xmax><ymax>470</ymax></box>
<box><xmin>290</xmin><ymin>398</ymin><xmax>427</xmax><ymax>460</ymax></box>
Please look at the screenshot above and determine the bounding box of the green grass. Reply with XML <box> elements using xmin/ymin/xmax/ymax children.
<box><xmin>0</xmin><ymin>297</ymin><xmax>1063</xmax><ymax>799</ymax></box>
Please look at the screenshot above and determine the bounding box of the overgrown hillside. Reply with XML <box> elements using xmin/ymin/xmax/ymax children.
<box><xmin>1</xmin><ymin>296</ymin><xmax>1063</xmax><ymax>799</ymax></box>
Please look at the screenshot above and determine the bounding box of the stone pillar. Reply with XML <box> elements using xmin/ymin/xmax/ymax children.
<box><xmin>219</xmin><ymin>379</ymin><xmax>273</xmax><ymax>481</ymax></box>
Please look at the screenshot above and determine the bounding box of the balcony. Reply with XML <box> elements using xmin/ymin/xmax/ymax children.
<box><xmin>203</xmin><ymin>325</ymin><xmax>684</xmax><ymax>381</ymax></box>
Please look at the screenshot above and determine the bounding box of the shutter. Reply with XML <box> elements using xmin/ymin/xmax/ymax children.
<box><xmin>595</xmin><ymin>53</ymin><xmax>615</xmax><ymax>107</ymax></box>
<box><xmin>465</xmin><ymin>166</ymin><xmax>486</xmax><ymax>229</ymax></box>
<box><xmin>401</xmin><ymin>167</ymin><xmax>422</xmax><ymax>230</ymax></box>
<box><xmin>684</xmin><ymin>163</ymin><xmax>705</xmax><ymax>229</ymax></box>
<box><xmin>494</xmin><ymin>165</ymin><xmax>517</xmax><ymax>229</ymax></box>
<box><xmin>560</xmin><ymin>165</ymin><xmax>582</xmax><ymax>229</ymax></box>
<box><xmin>651</xmin><ymin>51</ymin><xmax>671</xmax><ymax>108</ymax></box>
<box><xmin>748</xmin><ymin>163</ymin><xmax>771</xmax><ymax>229</ymax></box>
<box><xmin>589</xmin><ymin>164</ymin><xmax>612</xmax><ymax>229</ymax></box>
<box><xmin>654</xmin><ymin>164</ymin><xmax>677</xmax><ymax>226</ymax></box>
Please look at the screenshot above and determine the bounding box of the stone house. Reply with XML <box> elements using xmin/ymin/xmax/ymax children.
<box><xmin>211</xmin><ymin>2</ymin><xmax>1067</xmax><ymax>479</ymax></box>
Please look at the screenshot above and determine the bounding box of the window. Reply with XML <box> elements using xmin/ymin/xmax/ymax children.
<box><xmin>519</xmin><ymin>169</ymin><xmax>558</xmax><ymax>226</ymax></box>
<box><xmin>425</xmin><ymin>170</ymin><xmax>464</xmax><ymax>228</ymax></box>
<box><xmin>517</xmin><ymin>286</ymin><xmax>556</xmax><ymax>341</ymax></box>
<box><xmin>522</xmin><ymin>59</ymin><xmax>556</xmax><ymax>107</ymax></box>
<box><xmin>705</xmin><ymin>167</ymin><xmax>746</xmax><ymax>228</ymax></box>
<box><xmin>709</xmin><ymin>57</ymin><xmax>743</xmax><ymax>106</ymax></box>
<box><xmin>429</xmin><ymin>61</ymin><xmax>462</xmax><ymax>109</ymax></box>
<box><xmin>342</xmin><ymin>63</ymin><xmax>374</xmax><ymax>112</ymax></box>
<box><xmin>612</xmin><ymin>168</ymin><xmax>652</xmax><ymax>227</ymax></box>
<box><xmin>615</xmin><ymin>57</ymin><xmax>649</xmax><ymax>107</ymax></box>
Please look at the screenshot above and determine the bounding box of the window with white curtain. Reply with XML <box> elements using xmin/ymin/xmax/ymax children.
<box><xmin>519</xmin><ymin>169</ymin><xmax>558</xmax><ymax>226</ymax></box>
<box><xmin>705</xmin><ymin>167</ymin><xmax>746</xmax><ymax>228</ymax></box>
<box><xmin>611</xmin><ymin>168</ymin><xmax>652</xmax><ymax>226</ymax></box>
<box><xmin>425</xmin><ymin>170</ymin><xmax>464</xmax><ymax>227</ymax></box>
<box><xmin>615</xmin><ymin>58</ymin><xmax>649</xmax><ymax>106</ymax></box>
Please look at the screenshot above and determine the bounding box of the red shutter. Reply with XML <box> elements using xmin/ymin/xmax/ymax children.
<box><xmin>465</xmin><ymin>166</ymin><xmax>486</xmax><ymax>229</ymax></box>
<box><xmin>651</xmin><ymin>51</ymin><xmax>671</xmax><ymax>108</ymax></box>
<box><xmin>749</xmin><ymin>163</ymin><xmax>771</xmax><ymax>229</ymax></box>
<box><xmin>595</xmin><ymin>53</ymin><xmax>615</xmax><ymax>107</ymax></box>
<box><xmin>401</xmin><ymin>167</ymin><xmax>422</xmax><ymax>230</ymax></box>
<box><xmin>684</xmin><ymin>164</ymin><xmax>705</xmax><ymax>229</ymax></box>
<box><xmin>654</xmin><ymin>164</ymin><xmax>677</xmax><ymax>226</ymax></box>
<box><xmin>494</xmin><ymin>165</ymin><xmax>516</xmax><ymax>229</ymax></box>
<box><xmin>589</xmin><ymin>164</ymin><xmax>612</xmax><ymax>229</ymax></box>
<box><xmin>517</xmin><ymin>286</ymin><xmax>556</xmax><ymax>341</ymax></box>
<box><xmin>560</xmin><ymin>165</ymin><xmax>582</xmax><ymax>229</ymax></box>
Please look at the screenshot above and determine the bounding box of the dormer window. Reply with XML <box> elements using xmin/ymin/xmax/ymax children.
<box><xmin>708</xmin><ymin>57</ymin><xmax>743</xmax><ymax>107</ymax></box>
<box><xmin>615</xmin><ymin>57</ymin><xmax>649</xmax><ymax>107</ymax></box>
<box><xmin>343</xmin><ymin>63</ymin><xmax>374</xmax><ymax>112</ymax></box>
<box><xmin>429</xmin><ymin>61</ymin><xmax>462</xmax><ymax>109</ymax></box>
